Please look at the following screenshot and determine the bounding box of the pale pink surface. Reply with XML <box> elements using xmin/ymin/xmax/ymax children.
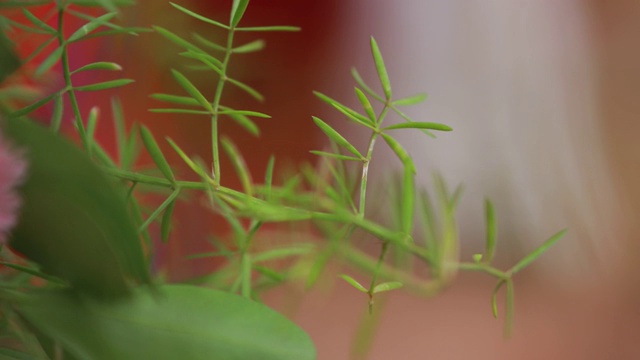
<box><xmin>0</xmin><ymin>130</ymin><xmax>26</xmax><ymax>244</ymax></box>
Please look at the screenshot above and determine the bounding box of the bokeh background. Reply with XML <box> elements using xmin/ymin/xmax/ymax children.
<box><xmin>6</xmin><ymin>0</ymin><xmax>640</xmax><ymax>359</ymax></box>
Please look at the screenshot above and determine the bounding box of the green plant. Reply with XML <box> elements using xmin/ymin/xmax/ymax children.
<box><xmin>0</xmin><ymin>0</ymin><xmax>564</xmax><ymax>359</ymax></box>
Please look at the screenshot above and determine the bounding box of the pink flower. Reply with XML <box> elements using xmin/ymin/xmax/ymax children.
<box><xmin>0</xmin><ymin>130</ymin><xmax>27</xmax><ymax>244</ymax></box>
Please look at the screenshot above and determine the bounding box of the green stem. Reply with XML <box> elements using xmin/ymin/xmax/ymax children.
<box><xmin>357</xmin><ymin>105</ymin><xmax>389</xmax><ymax>216</ymax></box>
<box><xmin>368</xmin><ymin>242</ymin><xmax>389</xmax><ymax>293</ymax></box>
<box><xmin>57</xmin><ymin>5</ymin><xmax>88</xmax><ymax>151</ymax></box>
<box><xmin>210</xmin><ymin>26</ymin><xmax>236</xmax><ymax>184</ymax></box>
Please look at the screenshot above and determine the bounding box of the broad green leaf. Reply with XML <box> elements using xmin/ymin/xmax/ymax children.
<box><xmin>508</xmin><ymin>229</ymin><xmax>567</xmax><ymax>275</ymax></box>
<box><xmin>392</xmin><ymin>93</ymin><xmax>427</xmax><ymax>106</ymax></box>
<box><xmin>233</xmin><ymin>39</ymin><xmax>265</xmax><ymax>54</ymax></box>
<box><xmin>150</xmin><ymin>93</ymin><xmax>200</xmax><ymax>107</ymax></box>
<box><xmin>34</xmin><ymin>46</ymin><xmax>63</xmax><ymax>76</ymax></box>
<box><xmin>21</xmin><ymin>8</ymin><xmax>56</xmax><ymax>34</ymax></box>
<box><xmin>383</xmin><ymin>121</ymin><xmax>452</xmax><ymax>132</ymax></box>
<box><xmin>231</xmin><ymin>0</ymin><xmax>250</xmax><ymax>27</ymax></box>
<box><xmin>67</xmin><ymin>12</ymin><xmax>117</xmax><ymax>43</ymax></box>
<box><xmin>170</xmin><ymin>2</ymin><xmax>229</xmax><ymax>29</ymax></box>
<box><xmin>484</xmin><ymin>199</ymin><xmax>497</xmax><ymax>263</ymax></box>
<box><xmin>312</xmin><ymin>116</ymin><xmax>364</xmax><ymax>159</ymax></box>
<box><xmin>4</xmin><ymin>119</ymin><xmax>149</xmax><ymax>296</ymax></box>
<box><xmin>235</xmin><ymin>26</ymin><xmax>300</xmax><ymax>32</ymax></box>
<box><xmin>171</xmin><ymin>69</ymin><xmax>213</xmax><ymax>112</ymax></box>
<box><xmin>310</xmin><ymin>151</ymin><xmax>361</xmax><ymax>162</ymax></box>
<box><xmin>381</xmin><ymin>133</ymin><xmax>414</xmax><ymax>172</ymax></box>
<box><xmin>71</xmin><ymin>61</ymin><xmax>122</xmax><ymax>75</ymax></box>
<box><xmin>370</xmin><ymin>37</ymin><xmax>391</xmax><ymax>100</ymax></box>
<box><xmin>372</xmin><ymin>281</ymin><xmax>403</xmax><ymax>294</ymax></box>
<box><xmin>340</xmin><ymin>274</ymin><xmax>368</xmax><ymax>293</ymax></box>
<box><xmin>74</xmin><ymin>79</ymin><xmax>134</xmax><ymax>92</ymax></box>
<box><xmin>313</xmin><ymin>91</ymin><xmax>375</xmax><ymax>129</ymax></box>
<box><xmin>139</xmin><ymin>125</ymin><xmax>175</xmax><ymax>182</ymax></box>
<box><xmin>17</xmin><ymin>285</ymin><xmax>316</xmax><ymax>360</ymax></box>
<box><xmin>354</xmin><ymin>87</ymin><xmax>377</xmax><ymax>124</ymax></box>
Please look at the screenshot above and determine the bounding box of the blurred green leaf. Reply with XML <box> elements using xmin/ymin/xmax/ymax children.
<box><xmin>400</xmin><ymin>163</ymin><xmax>415</xmax><ymax>235</ymax></box>
<box><xmin>139</xmin><ymin>124</ymin><xmax>175</xmax><ymax>183</ymax></box>
<box><xmin>235</xmin><ymin>26</ymin><xmax>300</xmax><ymax>32</ymax></box>
<box><xmin>20</xmin><ymin>8</ymin><xmax>55</xmax><ymax>34</ymax></box>
<box><xmin>152</xmin><ymin>26</ymin><xmax>204</xmax><ymax>53</ymax></box>
<box><xmin>171</xmin><ymin>69</ymin><xmax>213</xmax><ymax>112</ymax></box>
<box><xmin>381</xmin><ymin>133</ymin><xmax>414</xmax><ymax>172</ymax></box>
<box><xmin>233</xmin><ymin>39</ymin><xmax>265</xmax><ymax>54</ymax></box>
<box><xmin>370</xmin><ymin>37</ymin><xmax>391</xmax><ymax>100</ymax></box>
<box><xmin>354</xmin><ymin>87</ymin><xmax>377</xmax><ymax>124</ymax></box>
<box><xmin>74</xmin><ymin>79</ymin><xmax>134</xmax><ymax>92</ymax></box>
<box><xmin>313</xmin><ymin>116</ymin><xmax>364</xmax><ymax>159</ymax></box>
<box><xmin>508</xmin><ymin>229</ymin><xmax>566</xmax><ymax>275</ymax></box>
<box><xmin>50</xmin><ymin>93</ymin><xmax>64</xmax><ymax>133</ymax></box>
<box><xmin>9</xmin><ymin>93</ymin><xmax>57</xmax><ymax>119</ymax></box>
<box><xmin>372</xmin><ymin>281</ymin><xmax>403</xmax><ymax>294</ymax></box>
<box><xmin>67</xmin><ymin>12</ymin><xmax>117</xmax><ymax>43</ymax></box>
<box><xmin>222</xmin><ymin>137</ymin><xmax>253</xmax><ymax>196</ymax></box>
<box><xmin>150</xmin><ymin>93</ymin><xmax>200</xmax><ymax>107</ymax></box>
<box><xmin>383</xmin><ymin>122</ymin><xmax>452</xmax><ymax>132</ymax></box>
<box><xmin>310</xmin><ymin>151</ymin><xmax>361</xmax><ymax>162</ymax></box>
<box><xmin>170</xmin><ymin>2</ymin><xmax>229</xmax><ymax>29</ymax></box>
<box><xmin>219</xmin><ymin>106</ymin><xmax>261</xmax><ymax>136</ymax></box>
<box><xmin>34</xmin><ymin>46</ymin><xmax>63</xmax><ymax>77</ymax></box>
<box><xmin>340</xmin><ymin>274</ymin><xmax>368</xmax><ymax>293</ymax></box>
<box><xmin>139</xmin><ymin>188</ymin><xmax>181</xmax><ymax>233</ymax></box>
<box><xmin>17</xmin><ymin>285</ymin><xmax>316</xmax><ymax>360</ymax></box>
<box><xmin>313</xmin><ymin>91</ymin><xmax>375</xmax><ymax>129</ymax></box>
<box><xmin>392</xmin><ymin>93</ymin><xmax>427</xmax><ymax>106</ymax></box>
<box><xmin>166</xmin><ymin>137</ymin><xmax>211</xmax><ymax>180</ymax></box>
<box><xmin>228</xmin><ymin>77</ymin><xmax>264</xmax><ymax>102</ymax></box>
<box><xmin>253</xmin><ymin>245</ymin><xmax>314</xmax><ymax>263</ymax></box>
<box><xmin>4</xmin><ymin>119</ymin><xmax>149</xmax><ymax>296</ymax></box>
<box><xmin>71</xmin><ymin>62</ymin><xmax>122</xmax><ymax>75</ymax></box>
